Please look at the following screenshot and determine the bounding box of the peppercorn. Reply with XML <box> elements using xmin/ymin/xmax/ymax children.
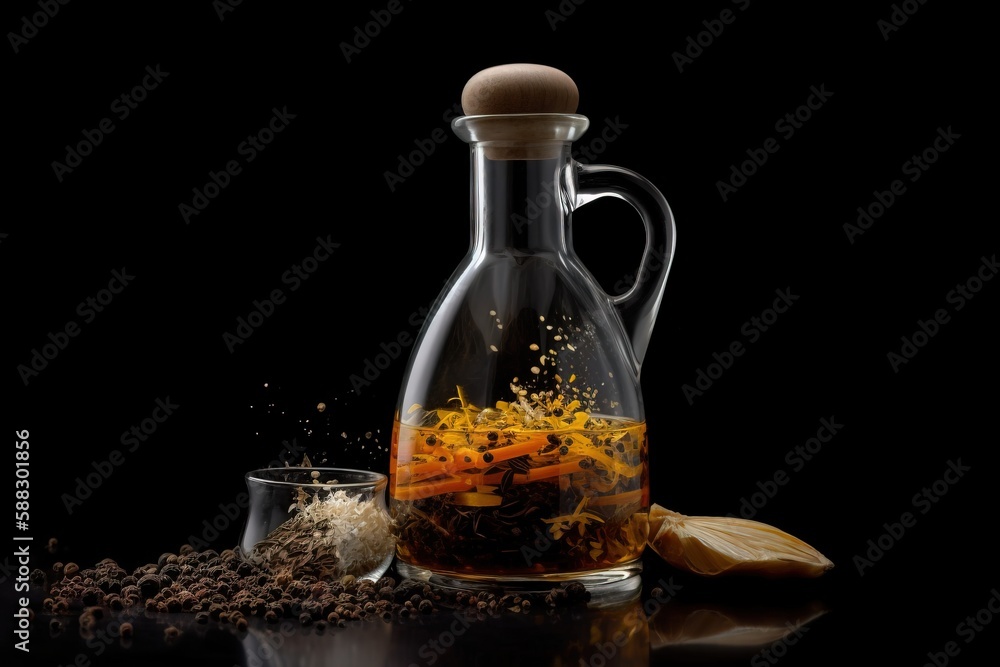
<box><xmin>137</xmin><ymin>574</ymin><xmax>161</xmax><ymax>598</ymax></box>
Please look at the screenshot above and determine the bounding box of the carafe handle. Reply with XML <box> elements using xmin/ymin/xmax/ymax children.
<box><xmin>573</xmin><ymin>162</ymin><xmax>677</xmax><ymax>372</ymax></box>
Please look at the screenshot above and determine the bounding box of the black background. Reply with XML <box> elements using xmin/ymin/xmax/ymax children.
<box><xmin>5</xmin><ymin>1</ymin><xmax>997</xmax><ymax>665</ymax></box>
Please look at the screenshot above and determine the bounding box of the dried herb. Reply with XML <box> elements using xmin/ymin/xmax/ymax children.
<box><xmin>245</xmin><ymin>487</ymin><xmax>395</xmax><ymax>581</ymax></box>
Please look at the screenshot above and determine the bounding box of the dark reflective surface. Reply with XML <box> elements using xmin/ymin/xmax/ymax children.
<box><xmin>17</xmin><ymin>555</ymin><xmax>849</xmax><ymax>667</ymax></box>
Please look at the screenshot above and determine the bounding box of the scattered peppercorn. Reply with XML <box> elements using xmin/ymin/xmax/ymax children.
<box><xmin>41</xmin><ymin>545</ymin><xmax>597</xmax><ymax>633</ymax></box>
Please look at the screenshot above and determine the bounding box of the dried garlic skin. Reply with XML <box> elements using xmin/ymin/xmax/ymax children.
<box><xmin>646</xmin><ymin>504</ymin><xmax>834</xmax><ymax>578</ymax></box>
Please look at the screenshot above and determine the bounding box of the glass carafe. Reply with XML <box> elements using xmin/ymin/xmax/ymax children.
<box><xmin>389</xmin><ymin>66</ymin><xmax>676</xmax><ymax>602</ymax></box>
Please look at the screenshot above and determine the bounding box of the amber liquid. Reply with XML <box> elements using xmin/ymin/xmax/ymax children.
<box><xmin>389</xmin><ymin>417</ymin><xmax>649</xmax><ymax>576</ymax></box>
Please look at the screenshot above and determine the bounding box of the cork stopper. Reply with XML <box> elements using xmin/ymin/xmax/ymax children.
<box><xmin>461</xmin><ymin>63</ymin><xmax>579</xmax><ymax>115</ymax></box>
<box><xmin>456</xmin><ymin>64</ymin><xmax>584</xmax><ymax>160</ymax></box>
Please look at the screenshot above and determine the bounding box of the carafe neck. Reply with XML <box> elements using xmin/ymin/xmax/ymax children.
<box><xmin>470</xmin><ymin>150</ymin><xmax>571</xmax><ymax>254</ymax></box>
<box><xmin>453</xmin><ymin>114</ymin><xmax>590</xmax><ymax>255</ymax></box>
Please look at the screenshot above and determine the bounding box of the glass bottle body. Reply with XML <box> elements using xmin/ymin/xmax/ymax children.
<box><xmin>390</xmin><ymin>115</ymin><xmax>674</xmax><ymax>600</ymax></box>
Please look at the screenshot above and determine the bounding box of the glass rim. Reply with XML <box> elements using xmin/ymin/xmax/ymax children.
<box><xmin>452</xmin><ymin>113</ymin><xmax>590</xmax><ymax>145</ymax></box>
<box><xmin>245</xmin><ymin>466</ymin><xmax>387</xmax><ymax>490</ymax></box>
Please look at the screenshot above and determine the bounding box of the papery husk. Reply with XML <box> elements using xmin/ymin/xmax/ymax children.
<box><xmin>646</xmin><ymin>504</ymin><xmax>834</xmax><ymax>578</ymax></box>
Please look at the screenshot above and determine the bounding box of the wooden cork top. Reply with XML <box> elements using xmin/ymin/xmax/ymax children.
<box><xmin>461</xmin><ymin>64</ymin><xmax>579</xmax><ymax>116</ymax></box>
<box><xmin>456</xmin><ymin>64</ymin><xmax>585</xmax><ymax>160</ymax></box>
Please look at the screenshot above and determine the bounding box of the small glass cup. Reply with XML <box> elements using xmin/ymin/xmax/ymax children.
<box><xmin>239</xmin><ymin>467</ymin><xmax>395</xmax><ymax>583</ymax></box>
